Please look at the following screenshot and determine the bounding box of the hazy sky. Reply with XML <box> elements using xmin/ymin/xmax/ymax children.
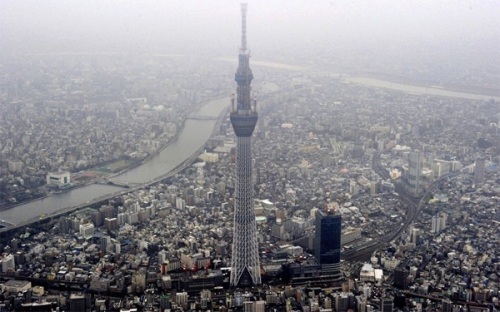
<box><xmin>1</xmin><ymin>0</ymin><xmax>499</xmax><ymax>57</ymax></box>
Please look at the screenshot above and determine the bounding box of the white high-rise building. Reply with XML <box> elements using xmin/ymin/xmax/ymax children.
<box><xmin>350</xmin><ymin>180</ymin><xmax>359</xmax><ymax>196</ymax></box>
<box><xmin>113</xmin><ymin>242</ymin><xmax>121</xmax><ymax>254</ymax></box>
<box><xmin>8</xmin><ymin>160</ymin><xmax>23</xmax><ymax>173</ymax></box>
<box><xmin>431</xmin><ymin>214</ymin><xmax>447</xmax><ymax>234</ymax></box>
<box><xmin>411</xmin><ymin>228</ymin><xmax>420</xmax><ymax>244</ymax></box>
<box><xmin>407</xmin><ymin>151</ymin><xmax>423</xmax><ymax>195</ymax></box>
<box><xmin>176</xmin><ymin>292</ymin><xmax>188</xmax><ymax>305</ymax></box>
<box><xmin>431</xmin><ymin>216</ymin><xmax>440</xmax><ymax>233</ymax></box>
<box><xmin>440</xmin><ymin>213</ymin><xmax>447</xmax><ymax>231</ymax></box>
<box><xmin>117</xmin><ymin>213</ymin><xmax>127</xmax><ymax>226</ymax></box>
<box><xmin>176</xmin><ymin>198</ymin><xmax>185</xmax><ymax>210</ymax></box>
<box><xmin>2</xmin><ymin>254</ymin><xmax>15</xmax><ymax>273</ymax></box>
<box><xmin>255</xmin><ymin>300</ymin><xmax>265</xmax><ymax>312</ymax></box>
<box><xmin>129</xmin><ymin>202</ymin><xmax>139</xmax><ymax>213</ymax></box>
<box><xmin>474</xmin><ymin>157</ymin><xmax>486</xmax><ymax>185</ymax></box>
<box><xmin>158</xmin><ymin>250</ymin><xmax>167</xmax><ymax>264</ymax></box>
<box><xmin>79</xmin><ymin>223</ymin><xmax>95</xmax><ymax>238</ymax></box>
<box><xmin>127</xmin><ymin>212</ymin><xmax>138</xmax><ymax>224</ymax></box>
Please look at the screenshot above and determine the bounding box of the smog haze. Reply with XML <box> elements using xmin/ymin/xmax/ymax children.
<box><xmin>2</xmin><ymin>0</ymin><xmax>499</xmax><ymax>60</ymax></box>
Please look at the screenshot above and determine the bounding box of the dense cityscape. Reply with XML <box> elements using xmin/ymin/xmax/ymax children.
<box><xmin>1</xmin><ymin>2</ymin><xmax>500</xmax><ymax>312</ymax></box>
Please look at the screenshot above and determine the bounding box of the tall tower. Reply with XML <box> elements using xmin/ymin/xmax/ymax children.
<box><xmin>230</xmin><ymin>3</ymin><xmax>261</xmax><ymax>287</ymax></box>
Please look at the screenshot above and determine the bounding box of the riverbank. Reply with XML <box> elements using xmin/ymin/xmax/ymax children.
<box><xmin>0</xmin><ymin>100</ymin><xmax>209</xmax><ymax>212</ymax></box>
<box><xmin>0</xmin><ymin>182</ymin><xmax>92</xmax><ymax>213</ymax></box>
<box><xmin>342</xmin><ymin>76</ymin><xmax>500</xmax><ymax>101</ymax></box>
<box><xmin>361</xmin><ymin>71</ymin><xmax>500</xmax><ymax>97</ymax></box>
<box><xmin>112</xmin><ymin>97</ymin><xmax>229</xmax><ymax>184</ymax></box>
<box><xmin>0</xmin><ymin>97</ymin><xmax>230</xmax><ymax>229</ymax></box>
<box><xmin>0</xmin><ymin>194</ymin><xmax>48</xmax><ymax>212</ymax></box>
<box><xmin>109</xmin><ymin>117</ymin><xmax>187</xmax><ymax>180</ymax></box>
<box><xmin>134</xmin><ymin>97</ymin><xmax>224</xmax><ymax>172</ymax></box>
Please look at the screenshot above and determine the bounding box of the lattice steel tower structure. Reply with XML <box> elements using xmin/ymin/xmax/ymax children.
<box><xmin>229</xmin><ymin>3</ymin><xmax>261</xmax><ymax>287</ymax></box>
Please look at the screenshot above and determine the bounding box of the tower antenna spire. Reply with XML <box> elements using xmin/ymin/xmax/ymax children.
<box><xmin>241</xmin><ymin>3</ymin><xmax>247</xmax><ymax>51</ymax></box>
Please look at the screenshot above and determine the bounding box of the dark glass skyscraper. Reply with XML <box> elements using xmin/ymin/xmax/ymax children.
<box><xmin>394</xmin><ymin>267</ymin><xmax>409</xmax><ymax>290</ymax></box>
<box><xmin>314</xmin><ymin>209</ymin><xmax>342</xmax><ymax>278</ymax></box>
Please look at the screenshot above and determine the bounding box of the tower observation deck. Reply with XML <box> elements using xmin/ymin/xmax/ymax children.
<box><xmin>229</xmin><ymin>3</ymin><xmax>261</xmax><ymax>287</ymax></box>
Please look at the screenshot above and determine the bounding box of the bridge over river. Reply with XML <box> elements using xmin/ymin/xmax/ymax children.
<box><xmin>0</xmin><ymin>97</ymin><xmax>229</xmax><ymax>227</ymax></box>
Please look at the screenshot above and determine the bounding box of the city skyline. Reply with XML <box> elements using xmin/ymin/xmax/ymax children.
<box><xmin>0</xmin><ymin>1</ymin><xmax>499</xmax><ymax>311</ymax></box>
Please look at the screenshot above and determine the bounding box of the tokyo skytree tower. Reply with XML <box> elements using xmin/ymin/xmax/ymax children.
<box><xmin>229</xmin><ymin>3</ymin><xmax>261</xmax><ymax>287</ymax></box>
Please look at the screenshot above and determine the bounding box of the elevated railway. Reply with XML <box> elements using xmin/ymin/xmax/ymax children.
<box><xmin>342</xmin><ymin>153</ymin><xmax>459</xmax><ymax>262</ymax></box>
<box><xmin>0</xmin><ymin>274</ymin><xmax>89</xmax><ymax>287</ymax></box>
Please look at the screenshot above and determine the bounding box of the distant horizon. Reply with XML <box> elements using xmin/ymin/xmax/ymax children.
<box><xmin>1</xmin><ymin>0</ymin><xmax>499</xmax><ymax>96</ymax></box>
<box><xmin>2</xmin><ymin>1</ymin><xmax>498</xmax><ymax>58</ymax></box>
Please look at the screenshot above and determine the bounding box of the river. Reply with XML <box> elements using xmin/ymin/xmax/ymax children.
<box><xmin>2</xmin><ymin>66</ymin><xmax>498</xmax><ymax>226</ymax></box>
<box><xmin>343</xmin><ymin>77</ymin><xmax>500</xmax><ymax>101</ymax></box>
<box><xmin>113</xmin><ymin>100</ymin><xmax>227</xmax><ymax>184</ymax></box>
<box><xmin>218</xmin><ymin>57</ymin><xmax>500</xmax><ymax>101</ymax></box>
<box><xmin>0</xmin><ymin>97</ymin><xmax>229</xmax><ymax>225</ymax></box>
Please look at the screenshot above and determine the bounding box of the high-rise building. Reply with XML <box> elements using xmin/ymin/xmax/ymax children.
<box><xmin>335</xmin><ymin>293</ymin><xmax>350</xmax><ymax>312</ymax></box>
<box><xmin>255</xmin><ymin>300</ymin><xmax>265</xmax><ymax>312</ymax></box>
<box><xmin>370</xmin><ymin>181</ymin><xmax>378</xmax><ymax>195</ymax></box>
<box><xmin>431</xmin><ymin>213</ymin><xmax>447</xmax><ymax>234</ymax></box>
<box><xmin>380</xmin><ymin>297</ymin><xmax>394</xmax><ymax>312</ymax></box>
<box><xmin>440</xmin><ymin>213</ymin><xmax>447</xmax><ymax>231</ymax></box>
<box><xmin>176</xmin><ymin>292</ymin><xmax>189</xmax><ymax>306</ymax></box>
<box><xmin>410</xmin><ymin>227</ymin><xmax>420</xmax><ymax>245</ymax></box>
<box><xmin>230</xmin><ymin>3</ymin><xmax>261</xmax><ymax>287</ymax></box>
<box><xmin>394</xmin><ymin>294</ymin><xmax>406</xmax><ymax>310</ymax></box>
<box><xmin>100</xmin><ymin>236</ymin><xmax>110</xmax><ymax>254</ymax></box>
<box><xmin>349</xmin><ymin>180</ymin><xmax>358</xmax><ymax>196</ymax></box>
<box><xmin>244</xmin><ymin>301</ymin><xmax>254</xmax><ymax>312</ymax></box>
<box><xmin>69</xmin><ymin>293</ymin><xmax>91</xmax><ymax>312</ymax></box>
<box><xmin>7</xmin><ymin>160</ymin><xmax>23</xmax><ymax>173</ymax></box>
<box><xmin>431</xmin><ymin>215</ymin><xmax>440</xmax><ymax>233</ymax></box>
<box><xmin>394</xmin><ymin>267</ymin><xmax>409</xmax><ymax>290</ymax></box>
<box><xmin>407</xmin><ymin>150</ymin><xmax>423</xmax><ymax>195</ymax></box>
<box><xmin>1</xmin><ymin>254</ymin><xmax>15</xmax><ymax>273</ymax></box>
<box><xmin>160</xmin><ymin>295</ymin><xmax>171</xmax><ymax>311</ymax></box>
<box><xmin>79</xmin><ymin>223</ymin><xmax>95</xmax><ymax>238</ymax></box>
<box><xmin>158</xmin><ymin>249</ymin><xmax>167</xmax><ymax>264</ymax></box>
<box><xmin>474</xmin><ymin>157</ymin><xmax>485</xmax><ymax>185</ymax></box>
<box><xmin>324</xmin><ymin>297</ymin><xmax>332</xmax><ymax>309</ymax></box>
<box><xmin>104</xmin><ymin>217</ymin><xmax>118</xmax><ymax>232</ymax></box>
<box><xmin>314</xmin><ymin>208</ymin><xmax>342</xmax><ymax>278</ymax></box>
<box><xmin>355</xmin><ymin>296</ymin><xmax>367</xmax><ymax>312</ymax></box>
<box><xmin>441</xmin><ymin>299</ymin><xmax>453</xmax><ymax>312</ymax></box>
<box><xmin>59</xmin><ymin>217</ymin><xmax>71</xmax><ymax>234</ymax></box>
